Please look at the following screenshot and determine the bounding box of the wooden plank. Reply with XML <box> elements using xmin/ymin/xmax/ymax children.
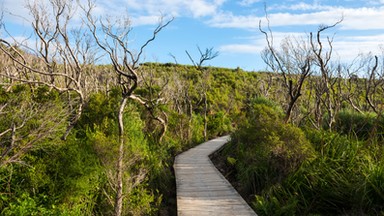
<box><xmin>174</xmin><ymin>136</ymin><xmax>257</xmax><ymax>216</ymax></box>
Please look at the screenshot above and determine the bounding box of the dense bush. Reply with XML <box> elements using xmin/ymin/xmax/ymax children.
<box><xmin>226</xmin><ymin>98</ymin><xmax>314</xmax><ymax>195</ymax></box>
<box><xmin>218</xmin><ymin>97</ymin><xmax>384</xmax><ymax>215</ymax></box>
<box><xmin>253</xmin><ymin>130</ymin><xmax>384</xmax><ymax>215</ymax></box>
<box><xmin>333</xmin><ymin>109</ymin><xmax>377</xmax><ymax>139</ymax></box>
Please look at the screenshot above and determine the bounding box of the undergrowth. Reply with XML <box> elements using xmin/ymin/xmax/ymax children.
<box><xmin>221</xmin><ymin>97</ymin><xmax>384</xmax><ymax>215</ymax></box>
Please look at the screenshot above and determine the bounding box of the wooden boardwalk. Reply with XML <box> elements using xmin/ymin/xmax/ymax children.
<box><xmin>174</xmin><ymin>136</ymin><xmax>257</xmax><ymax>216</ymax></box>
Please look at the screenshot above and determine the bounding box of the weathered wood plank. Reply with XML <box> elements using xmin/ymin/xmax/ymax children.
<box><xmin>174</xmin><ymin>136</ymin><xmax>257</xmax><ymax>216</ymax></box>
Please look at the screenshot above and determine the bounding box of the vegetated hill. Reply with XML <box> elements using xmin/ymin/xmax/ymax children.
<box><xmin>0</xmin><ymin>61</ymin><xmax>275</xmax><ymax>215</ymax></box>
<box><xmin>1</xmin><ymin>59</ymin><xmax>383</xmax><ymax>215</ymax></box>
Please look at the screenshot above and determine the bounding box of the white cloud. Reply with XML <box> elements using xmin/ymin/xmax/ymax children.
<box><xmin>267</xmin><ymin>11</ymin><xmax>341</xmax><ymax>27</ymax></box>
<box><xmin>333</xmin><ymin>34</ymin><xmax>384</xmax><ymax>60</ymax></box>
<box><xmin>4</xmin><ymin>1</ymin><xmax>384</xmax><ymax>31</ymax></box>
<box><xmin>106</xmin><ymin>0</ymin><xmax>224</xmax><ymax>18</ymax></box>
<box><xmin>207</xmin><ymin>5</ymin><xmax>384</xmax><ymax>31</ymax></box>
<box><xmin>220</xmin><ymin>44</ymin><xmax>262</xmax><ymax>53</ymax></box>
<box><xmin>219</xmin><ymin>32</ymin><xmax>307</xmax><ymax>55</ymax></box>
<box><xmin>3</xmin><ymin>0</ymin><xmax>225</xmax><ymax>27</ymax></box>
<box><xmin>207</xmin><ymin>12</ymin><xmax>260</xmax><ymax>28</ymax></box>
<box><xmin>3</xmin><ymin>0</ymin><xmax>384</xmax><ymax>70</ymax></box>
<box><xmin>2</xmin><ymin>0</ymin><xmax>32</xmax><ymax>26</ymax></box>
<box><xmin>239</xmin><ymin>0</ymin><xmax>262</xmax><ymax>7</ymax></box>
<box><xmin>219</xmin><ymin>30</ymin><xmax>384</xmax><ymax>68</ymax></box>
<box><xmin>341</xmin><ymin>7</ymin><xmax>384</xmax><ymax>30</ymax></box>
<box><xmin>131</xmin><ymin>15</ymin><xmax>164</xmax><ymax>26</ymax></box>
<box><xmin>207</xmin><ymin>10</ymin><xmax>341</xmax><ymax>30</ymax></box>
<box><xmin>367</xmin><ymin>0</ymin><xmax>384</xmax><ymax>6</ymax></box>
<box><xmin>271</xmin><ymin>2</ymin><xmax>335</xmax><ymax>11</ymax></box>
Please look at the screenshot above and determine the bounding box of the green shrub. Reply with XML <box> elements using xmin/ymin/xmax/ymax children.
<box><xmin>333</xmin><ymin>109</ymin><xmax>376</xmax><ymax>139</ymax></box>
<box><xmin>229</xmin><ymin>102</ymin><xmax>314</xmax><ymax>195</ymax></box>
<box><xmin>207</xmin><ymin>111</ymin><xmax>232</xmax><ymax>137</ymax></box>
<box><xmin>254</xmin><ymin>130</ymin><xmax>384</xmax><ymax>215</ymax></box>
<box><xmin>250</xmin><ymin>97</ymin><xmax>283</xmax><ymax>112</ymax></box>
<box><xmin>1</xmin><ymin>193</ymin><xmax>61</xmax><ymax>216</ymax></box>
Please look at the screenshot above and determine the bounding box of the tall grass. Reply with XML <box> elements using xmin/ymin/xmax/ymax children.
<box><xmin>332</xmin><ymin>109</ymin><xmax>384</xmax><ymax>140</ymax></box>
<box><xmin>225</xmin><ymin>98</ymin><xmax>384</xmax><ymax>215</ymax></box>
<box><xmin>253</xmin><ymin>130</ymin><xmax>384</xmax><ymax>215</ymax></box>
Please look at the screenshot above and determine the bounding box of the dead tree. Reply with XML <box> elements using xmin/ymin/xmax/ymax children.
<box><xmin>84</xmin><ymin>1</ymin><xmax>172</xmax><ymax>215</ymax></box>
<box><xmin>365</xmin><ymin>55</ymin><xmax>383</xmax><ymax>114</ymax></box>
<box><xmin>133</xmin><ymin>65</ymin><xmax>170</xmax><ymax>142</ymax></box>
<box><xmin>0</xmin><ymin>94</ymin><xmax>67</xmax><ymax>167</ymax></box>
<box><xmin>0</xmin><ymin>0</ymin><xmax>98</xmax><ymax>140</ymax></box>
<box><xmin>186</xmin><ymin>46</ymin><xmax>219</xmax><ymax>70</ymax></box>
<box><xmin>341</xmin><ymin>57</ymin><xmax>365</xmax><ymax>113</ymax></box>
<box><xmin>260</xmin><ymin>19</ymin><xmax>312</xmax><ymax>123</ymax></box>
<box><xmin>166</xmin><ymin>63</ymin><xmax>195</xmax><ymax>143</ymax></box>
<box><xmin>186</xmin><ymin>46</ymin><xmax>218</xmax><ymax>141</ymax></box>
<box><xmin>309</xmin><ymin>19</ymin><xmax>343</xmax><ymax>130</ymax></box>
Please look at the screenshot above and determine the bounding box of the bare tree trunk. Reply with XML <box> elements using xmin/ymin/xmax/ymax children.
<box><xmin>186</xmin><ymin>47</ymin><xmax>217</xmax><ymax>140</ymax></box>
<box><xmin>158</xmin><ymin>111</ymin><xmax>168</xmax><ymax>142</ymax></box>
<box><xmin>285</xmin><ymin>97</ymin><xmax>299</xmax><ymax>123</ymax></box>
<box><xmin>309</xmin><ymin>19</ymin><xmax>342</xmax><ymax>130</ymax></box>
<box><xmin>314</xmin><ymin>89</ymin><xmax>322</xmax><ymax>129</ymax></box>
<box><xmin>203</xmin><ymin>92</ymin><xmax>208</xmax><ymax>141</ymax></box>
<box><xmin>259</xmin><ymin>18</ymin><xmax>312</xmax><ymax>124</ymax></box>
<box><xmin>365</xmin><ymin>55</ymin><xmax>380</xmax><ymax>114</ymax></box>
<box><xmin>85</xmin><ymin>4</ymin><xmax>173</xmax><ymax>213</ymax></box>
<box><xmin>326</xmin><ymin>88</ymin><xmax>334</xmax><ymax>130</ymax></box>
<box><xmin>187</xmin><ymin>92</ymin><xmax>193</xmax><ymax>141</ymax></box>
<box><xmin>61</xmin><ymin>98</ymin><xmax>84</xmax><ymax>140</ymax></box>
<box><xmin>114</xmin><ymin>96</ymin><xmax>128</xmax><ymax>216</ymax></box>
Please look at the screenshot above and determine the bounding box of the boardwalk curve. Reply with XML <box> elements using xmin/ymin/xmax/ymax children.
<box><xmin>174</xmin><ymin>136</ymin><xmax>257</xmax><ymax>216</ymax></box>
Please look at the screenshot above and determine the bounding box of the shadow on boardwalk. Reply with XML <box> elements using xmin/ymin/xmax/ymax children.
<box><xmin>174</xmin><ymin>136</ymin><xmax>257</xmax><ymax>216</ymax></box>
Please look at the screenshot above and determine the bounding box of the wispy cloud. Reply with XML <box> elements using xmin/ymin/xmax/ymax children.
<box><xmin>4</xmin><ymin>0</ymin><xmax>384</xmax><ymax>30</ymax></box>
<box><xmin>340</xmin><ymin>7</ymin><xmax>384</xmax><ymax>30</ymax></box>
<box><xmin>270</xmin><ymin>2</ymin><xmax>335</xmax><ymax>11</ymax></box>
<box><xmin>94</xmin><ymin>0</ymin><xmax>224</xmax><ymax>20</ymax></box>
<box><xmin>219</xmin><ymin>32</ymin><xmax>307</xmax><ymax>55</ymax></box>
<box><xmin>219</xmin><ymin>30</ymin><xmax>384</xmax><ymax>67</ymax></box>
<box><xmin>2</xmin><ymin>0</ymin><xmax>33</xmax><ymax>26</ymax></box>
<box><xmin>367</xmin><ymin>0</ymin><xmax>384</xmax><ymax>6</ymax></box>
<box><xmin>333</xmin><ymin>34</ymin><xmax>384</xmax><ymax>60</ymax></box>
<box><xmin>222</xmin><ymin>1</ymin><xmax>384</xmax><ymax>32</ymax></box>
<box><xmin>219</xmin><ymin>44</ymin><xmax>262</xmax><ymax>53</ymax></box>
<box><xmin>212</xmin><ymin>1</ymin><xmax>384</xmax><ymax>64</ymax></box>
<box><xmin>207</xmin><ymin>5</ymin><xmax>384</xmax><ymax>31</ymax></box>
<box><xmin>2</xmin><ymin>0</ymin><xmax>384</xmax><ymax>70</ymax></box>
<box><xmin>238</xmin><ymin>0</ymin><xmax>263</xmax><ymax>7</ymax></box>
<box><xmin>4</xmin><ymin>0</ymin><xmax>225</xmax><ymax>27</ymax></box>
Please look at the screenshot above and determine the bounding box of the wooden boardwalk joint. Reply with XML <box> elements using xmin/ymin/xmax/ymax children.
<box><xmin>174</xmin><ymin>136</ymin><xmax>257</xmax><ymax>216</ymax></box>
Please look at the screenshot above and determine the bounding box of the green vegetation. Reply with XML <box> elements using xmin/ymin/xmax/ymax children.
<box><xmin>1</xmin><ymin>58</ymin><xmax>384</xmax><ymax>214</ymax></box>
<box><xmin>2</xmin><ymin>56</ymin><xmax>384</xmax><ymax>215</ymax></box>
<box><xmin>228</xmin><ymin>99</ymin><xmax>314</xmax><ymax>194</ymax></box>
<box><xmin>219</xmin><ymin>97</ymin><xmax>384</xmax><ymax>215</ymax></box>
<box><xmin>0</xmin><ymin>2</ymin><xmax>383</xmax><ymax>213</ymax></box>
<box><xmin>0</xmin><ymin>63</ymin><xmax>264</xmax><ymax>215</ymax></box>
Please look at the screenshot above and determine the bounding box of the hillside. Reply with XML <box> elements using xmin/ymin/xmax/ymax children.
<box><xmin>1</xmin><ymin>56</ymin><xmax>384</xmax><ymax>214</ymax></box>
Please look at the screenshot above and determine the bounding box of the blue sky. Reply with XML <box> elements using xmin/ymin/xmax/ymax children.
<box><xmin>2</xmin><ymin>0</ymin><xmax>384</xmax><ymax>71</ymax></box>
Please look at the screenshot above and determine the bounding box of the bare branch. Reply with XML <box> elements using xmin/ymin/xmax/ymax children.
<box><xmin>365</xmin><ymin>55</ymin><xmax>380</xmax><ymax>114</ymax></box>
<box><xmin>186</xmin><ymin>46</ymin><xmax>219</xmax><ymax>69</ymax></box>
<box><xmin>135</xmin><ymin>16</ymin><xmax>174</xmax><ymax>67</ymax></box>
